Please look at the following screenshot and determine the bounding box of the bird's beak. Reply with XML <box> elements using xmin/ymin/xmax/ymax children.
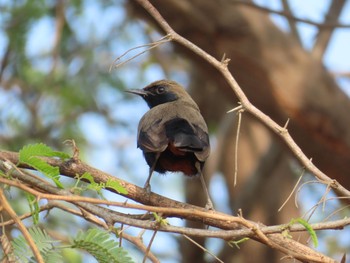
<box><xmin>125</xmin><ymin>89</ymin><xmax>149</xmax><ymax>97</ymax></box>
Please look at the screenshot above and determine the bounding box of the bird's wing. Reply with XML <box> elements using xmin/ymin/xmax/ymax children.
<box><xmin>165</xmin><ymin>117</ymin><xmax>210</xmax><ymax>162</ymax></box>
<box><xmin>137</xmin><ymin>115</ymin><xmax>169</xmax><ymax>153</ymax></box>
<box><xmin>137</xmin><ymin>103</ymin><xmax>210</xmax><ymax>162</ymax></box>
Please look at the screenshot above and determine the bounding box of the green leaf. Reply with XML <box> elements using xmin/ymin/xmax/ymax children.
<box><xmin>105</xmin><ymin>179</ymin><xmax>128</xmax><ymax>194</ymax></box>
<box><xmin>228</xmin><ymin>237</ymin><xmax>250</xmax><ymax>249</ymax></box>
<box><xmin>19</xmin><ymin>143</ymin><xmax>70</xmax><ymax>188</ymax></box>
<box><xmin>19</xmin><ymin>143</ymin><xmax>70</xmax><ymax>160</ymax></box>
<box><xmin>289</xmin><ymin>218</ymin><xmax>318</xmax><ymax>247</ymax></box>
<box><xmin>12</xmin><ymin>227</ymin><xmax>62</xmax><ymax>263</ymax></box>
<box><xmin>77</xmin><ymin>173</ymin><xmax>128</xmax><ymax>195</ymax></box>
<box><xmin>25</xmin><ymin>193</ymin><xmax>40</xmax><ymax>224</ymax></box>
<box><xmin>80</xmin><ymin>172</ymin><xmax>95</xmax><ymax>184</ymax></box>
<box><xmin>294</xmin><ymin>218</ymin><xmax>318</xmax><ymax>247</ymax></box>
<box><xmin>71</xmin><ymin>228</ymin><xmax>134</xmax><ymax>263</ymax></box>
<box><xmin>152</xmin><ymin>212</ymin><xmax>169</xmax><ymax>226</ymax></box>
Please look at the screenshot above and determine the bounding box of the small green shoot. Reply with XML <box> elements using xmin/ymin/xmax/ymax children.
<box><xmin>152</xmin><ymin>212</ymin><xmax>169</xmax><ymax>226</ymax></box>
<box><xmin>288</xmin><ymin>218</ymin><xmax>318</xmax><ymax>248</ymax></box>
<box><xmin>25</xmin><ymin>193</ymin><xmax>40</xmax><ymax>224</ymax></box>
<box><xmin>73</xmin><ymin>172</ymin><xmax>127</xmax><ymax>196</ymax></box>
<box><xmin>228</xmin><ymin>237</ymin><xmax>250</xmax><ymax>249</ymax></box>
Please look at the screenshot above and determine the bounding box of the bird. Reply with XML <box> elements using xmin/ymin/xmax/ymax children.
<box><xmin>126</xmin><ymin>80</ymin><xmax>214</xmax><ymax>209</ymax></box>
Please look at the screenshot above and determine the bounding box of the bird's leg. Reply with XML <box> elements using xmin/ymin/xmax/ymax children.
<box><xmin>196</xmin><ymin>162</ymin><xmax>214</xmax><ymax>210</ymax></box>
<box><xmin>199</xmin><ymin>173</ymin><xmax>214</xmax><ymax>210</ymax></box>
<box><xmin>143</xmin><ymin>169</ymin><xmax>153</xmax><ymax>193</ymax></box>
<box><xmin>144</xmin><ymin>152</ymin><xmax>161</xmax><ymax>193</ymax></box>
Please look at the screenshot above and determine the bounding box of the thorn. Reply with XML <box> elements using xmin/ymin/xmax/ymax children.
<box><xmin>221</xmin><ymin>53</ymin><xmax>226</xmax><ymax>62</ymax></box>
<box><xmin>279</xmin><ymin>118</ymin><xmax>290</xmax><ymax>134</ymax></box>
<box><xmin>227</xmin><ymin>104</ymin><xmax>243</xmax><ymax>113</ymax></box>
<box><xmin>283</xmin><ymin>118</ymin><xmax>290</xmax><ymax>129</ymax></box>
<box><xmin>220</xmin><ymin>53</ymin><xmax>231</xmax><ymax>66</ymax></box>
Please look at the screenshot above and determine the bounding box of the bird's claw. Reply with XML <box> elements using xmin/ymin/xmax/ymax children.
<box><xmin>205</xmin><ymin>200</ymin><xmax>215</xmax><ymax>211</ymax></box>
<box><xmin>143</xmin><ymin>182</ymin><xmax>151</xmax><ymax>193</ymax></box>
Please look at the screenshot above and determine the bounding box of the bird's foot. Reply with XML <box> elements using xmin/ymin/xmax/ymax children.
<box><xmin>143</xmin><ymin>182</ymin><xmax>151</xmax><ymax>193</ymax></box>
<box><xmin>205</xmin><ymin>199</ymin><xmax>215</xmax><ymax>211</ymax></box>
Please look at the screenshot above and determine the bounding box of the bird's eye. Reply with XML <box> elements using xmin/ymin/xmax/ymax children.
<box><xmin>157</xmin><ymin>86</ymin><xmax>166</xmax><ymax>94</ymax></box>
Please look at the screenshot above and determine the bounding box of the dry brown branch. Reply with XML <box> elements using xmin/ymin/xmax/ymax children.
<box><xmin>143</xmin><ymin>230</ymin><xmax>158</xmax><ymax>263</ymax></box>
<box><xmin>0</xmin><ymin>188</ymin><xmax>44</xmax><ymax>263</ymax></box>
<box><xmin>333</xmin><ymin>71</ymin><xmax>350</xmax><ymax>78</ymax></box>
<box><xmin>0</xmin><ymin>227</ymin><xmax>16</xmax><ymax>263</ymax></box>
<box><xmin>122</xmin><ymin>231</ymin><xmax>159</xmax><ymax>263</ymax></box>
<box><xmin>312</xmin><ymin>0</ymin><xmax>347</xmax><ymax>60</ymax></box>
<box><xmin>109</xmin><ymin>35</ymin><xmax>171</xmax><ymax>71</ymax></box>
<box><xmin>232</xmin><ymin>0</ymin><xmax>350</xmax><ymax>28</ymax></box>
<box><xmin>234</xmin><ymin>106</ymin><xmax>244</xmax><ymax>186</ymax></box>
<box><xmin>50</xmin><ymin>0</ymin><xmax>65</xmax><ymax>73</ymax></box>
<box><xmin>281</xmin><ymin>0</ymin><xmax>302</xmax><ymax>44</ymax></box>
<box><xmin>183</xmin><ymin>234</ymin><xmax>224</xmax><ymax>263</ymax></box>
<box><xmin>278</xmin><ymin>170</ymin><xmax>304</xmax><ymax>212</ymax></box>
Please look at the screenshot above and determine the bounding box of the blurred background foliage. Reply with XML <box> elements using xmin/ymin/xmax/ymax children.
<box><xmin>1</xmin><ymin>0</ymin><xmax>350</xmax><ymax>262</ymax></box>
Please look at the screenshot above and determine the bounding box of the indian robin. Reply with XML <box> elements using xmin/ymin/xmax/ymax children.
<box><xmin>126</xmin><ymin>80</ymin><xmax>213</xmax><ymax>209</ymax></box>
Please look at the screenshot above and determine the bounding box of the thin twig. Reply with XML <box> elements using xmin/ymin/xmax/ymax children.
<box><xmin>234</xmin><ymin>108</ymin><xmax>244</xmax><ymax>186</ymax></box>
<box><xmin>231</xmin><ymin>0</ymin><xmax>350</xmax><ymax>28</ymax></box>
<box><xmin>109</xmin><ymin>35</ymin><xmax>171</xmax><ymax>71</ymax></box>
<box><xmin>278</xmin><ymin>168</ymin><xmax>305</xmax><ymax>212</ymax></box>
<box><xmin>123</xmin><ymin>231</ymin><xmax>159</xmax><ymax>263</ymax></box>
<box><xmin>183</xmin><ymin>234</ymin><xmax>224</xmax><ymax>263</ymax></box>
<box><xmin>311</xmin><ymin>0</ymin><xmax>347</xmax><ymax>60</ymax></box>
<box><xmin>281</xmin><ymin>0</ymin><xmax>302</xmax><ymax>45</ymax></box>
<box><xmin>143</xmin><ymin>230</ymin><xmax>158</xmax><ymax>263</ymax></box>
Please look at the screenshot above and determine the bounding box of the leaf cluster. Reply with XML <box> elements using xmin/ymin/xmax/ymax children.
<box><xmin>11</xmin><ymin>227</ymin><xmax>134</xmax><ymax>263</ymax></box>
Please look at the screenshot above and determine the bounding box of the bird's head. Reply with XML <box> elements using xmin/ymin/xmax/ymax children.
<box><xmin>126</xmin><ymin>80</ymin><xmax>194</xmax><ymax>108</ymax></box>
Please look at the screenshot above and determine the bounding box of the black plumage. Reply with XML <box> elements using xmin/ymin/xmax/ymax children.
<box><xmin>126</xmin><ymin>80</ymin><xmax>213</xmax><ymax>209</ymax></box>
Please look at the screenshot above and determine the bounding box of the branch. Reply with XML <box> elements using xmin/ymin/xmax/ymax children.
<box><xmin>280</xmin><ymin>0</ymin><xmax>302</xmax><ymax>45</ymax></box>
<box><xmin>0</xmin><ymin>188</ymin><xmax>44</xmax><ymax>263</ymax></box>
<box><xmin>312</xmin><ymin>0</ymin><xmax>347</xmax><ymax>60</ymax></box>
<box><xmin>232</xmin><ymin>0</ymin><xmax>350</xmax><ymax>29</ymax></box>
<box><xmin>0</xmin><ymin>151</ymin><xmax>340</xmax><ymax>262</ymax></box>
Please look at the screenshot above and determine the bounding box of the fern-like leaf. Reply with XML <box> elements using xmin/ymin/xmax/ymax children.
<box><xmin>78</xmin><ymin>172</ymin><xmax>128</xmax><ymax>195</ymax></box>
<box><xmin>106</xmin><ymin>179</ymin><xmax>128</xmax><ymax>194</ymax></box>
<box><xmin>12</xmin><ymin>234</ymin><xmax>32</xmax><ymax>263</ymax></box>
<box><xmin>12</xmin><ymin>227</ymin><xmax>62</xmax><ymax>263</ymax></box>
<box><xmin>19</xmin><ymin>143</ymin><xmax>70</xmax><ymax>188</ymax></box>
<box><xmin>71</xmin><ymin>228</ymin><xmax>134</xmax><ymax>263</ymax></box>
